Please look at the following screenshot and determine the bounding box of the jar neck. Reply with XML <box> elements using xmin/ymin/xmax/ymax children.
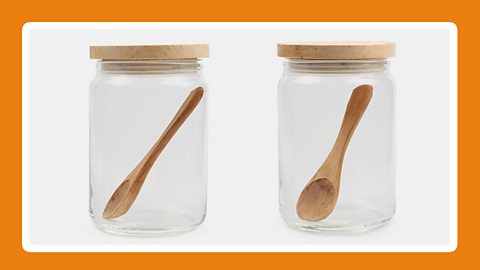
<box><xmin>97</xmin><ymin>59</ymin><xmax>202</xmax><ymax>75</ymax></box>
<box><xmin>284</xmin><ymin>59</ymin><xmax>390</xmax><ymax>74</ymax></box>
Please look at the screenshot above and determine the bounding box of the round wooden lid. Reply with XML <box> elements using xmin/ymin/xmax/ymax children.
<box><xmin>277</xmin><ymin>42</ymin><xmax>395</xmax><ymax>60</ymax></box>
<box><xmin>90</xmin><ymin>44</ymin><xmax>209</xmax><ymax>60</ymax></box>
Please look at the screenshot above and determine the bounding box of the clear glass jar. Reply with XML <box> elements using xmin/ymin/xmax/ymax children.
<box><xmin>89</xmin><ymin>45</ymin><xmax>208</xmax><ymax>235</ymax></box>
<box><xmin>277</xmin><ymin>42</ymin><xmax>396</xmax><ymax>233</ymax></box>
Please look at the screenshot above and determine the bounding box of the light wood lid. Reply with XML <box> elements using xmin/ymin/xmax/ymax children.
<box><xmin>277</xmin><ymin>42</ymin><xmax>395</xmax><ymax>60</ymax></box>
<box><xmin>90</xmin><ymin>44</ymin><xmax>209</xmax><ymax>60</ymax></box>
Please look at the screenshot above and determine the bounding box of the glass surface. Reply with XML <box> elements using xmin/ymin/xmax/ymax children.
<box><xmin>278</xmin><ymin>59</ymin><xmax>396</xmax><ymax>233</ymax></box>
<box><xmin>89</xmin><ymin>60</ymin><xmax>208</xmax><ymax>235</ymax></box>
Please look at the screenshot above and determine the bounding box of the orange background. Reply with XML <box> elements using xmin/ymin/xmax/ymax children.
<box><xmin>6</xmin><ymin>0</ymin><xmax>472</xmax><ymax>268</ymax></box>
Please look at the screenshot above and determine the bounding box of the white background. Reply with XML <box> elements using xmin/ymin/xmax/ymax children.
<box><xmin>23</xmin><ymin>23</ymin><xmax>457</xmax><ymax>252</ymax></box>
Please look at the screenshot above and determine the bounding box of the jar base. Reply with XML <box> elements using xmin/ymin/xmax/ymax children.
<box><xmin>282</xmin><ymin>205</ymin><xmax>394</xmax><ymax>234</ymax></box>
<box><xmin>95</xmin><ymin>222</ymin><xmax>200</xmax><ymax>236</ymax></box>
<box><xmin>91</xmin><ymin>210</ymin><xmax>204</xmax><ymax>236</ymax></box>
<box><xmin>286</xmin><ymin>216</ymin><xmax>392</xmax><ymax>234</ymax></box>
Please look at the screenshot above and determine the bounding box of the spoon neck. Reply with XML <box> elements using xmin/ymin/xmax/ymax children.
<box><xmin>316</xmin><ymin>130</ymin><xmax>352</xmax><ymax>180</ymax></box>
<box><xmin>321</xmin><ymin>146</ymin><xmax>346</xmax><ymax>175</ymax></box>
<box><xmin>333</xmin><ymin>124</ymin><xmax>356</xmax><ymax>154</ymax></box>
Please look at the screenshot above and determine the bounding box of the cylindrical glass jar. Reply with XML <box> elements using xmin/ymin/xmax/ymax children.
<box><xmin>89</xmin><ymin>45</ymin><xmax>208</xmax><ymax>235</ymax></box>
<box><xmin>277</xmin><ymin>42</ymin><xmax>396</xmax><ymax>233</ymax></box>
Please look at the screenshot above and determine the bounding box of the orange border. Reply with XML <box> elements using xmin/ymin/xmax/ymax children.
<box><xmin>8</xmin><ymin>0</ymin><xmax>471</xmax><ymax>268</ymax></box>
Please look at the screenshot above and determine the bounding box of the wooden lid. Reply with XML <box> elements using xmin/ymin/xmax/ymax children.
<box><xmin>90</xmin><ymin>44</ymin><xmax>209</xmax><ymax>60</ymax></box>
<box><xmin>277</xmin><ymin>42</ymin><xmax>395</xmax><ymax>60</ymax></box>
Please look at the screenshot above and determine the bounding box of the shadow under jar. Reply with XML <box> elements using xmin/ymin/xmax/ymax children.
<box><xmin>89</xmin><ymin>44</ymin><xmax>209</xmax><ymax>236</ymax></box>
<box><xmin>277</xmin><ymin>42</ymin><xmax>396</xmax><ymax>233</ymax></box>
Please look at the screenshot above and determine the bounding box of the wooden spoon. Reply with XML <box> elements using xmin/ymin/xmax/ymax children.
<box><xmin>296</xmin><ymin>84</ymin><xmax>373</xmax><ymax>222</ymax></box>
<box><xmin>102</xmin><ymin>87</ymin><xmax>204</xmax><ymax>219</ymax></box>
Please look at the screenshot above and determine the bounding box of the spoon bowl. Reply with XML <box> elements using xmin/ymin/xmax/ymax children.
<box><xmin>296</xmin><ymin>178</ymin><xmax>337</xmax><ymax>221</ymax></box>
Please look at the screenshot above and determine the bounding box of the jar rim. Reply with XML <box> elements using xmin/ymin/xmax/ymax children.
<box><xmin>97</xmin><ymin>59</ymin><xmax>202</xmax><ymax>74</ymax></box>
<box><xmin>284</xmin><ymin>59</ymin><xmax>389</xmax><ymax>74</ymax></box>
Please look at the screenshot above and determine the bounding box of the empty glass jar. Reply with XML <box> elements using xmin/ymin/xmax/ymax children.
<box><xmin>89</xmin><ymin>44</ymin><xmax>209</xmax><ymax>235</ymax></box>
<box><xmin>277</xmin><ymin>42</ymin><xmax>396</xmax><ymax>233</ymax></box>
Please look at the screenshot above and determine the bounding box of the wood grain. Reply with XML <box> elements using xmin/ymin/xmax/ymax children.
<box><xmin>278</xmin><ymin>42</ymin><xmax>395</xmax><ymax>60</ymax></box>
<box><xmin>90</xmin><ymin>44</ymin><xmax>209</xmax><ymax>60</ymax></box>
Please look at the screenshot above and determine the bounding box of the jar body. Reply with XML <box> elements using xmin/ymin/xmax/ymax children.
<box><xmin>278</xmin><ymin>60</ymin><xmax>396</xmax><ymax>233</ymax></box>
<box><xmin>89</xmin><ymin>60</ymin><xmax>207</xmax><ymax>235</ymax></box>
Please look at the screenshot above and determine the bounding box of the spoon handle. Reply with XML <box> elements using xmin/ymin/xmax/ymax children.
<box><xmin>140</xmin><ymin>87</ymin><xmax>204</xmax><ymax>173</ymax></box>
<box><xmin>325</xmin><ymin>84</ymin><xmax>373</xmax><ymax>165</ymax></box>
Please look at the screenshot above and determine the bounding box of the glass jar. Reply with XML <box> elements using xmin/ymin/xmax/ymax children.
<box><xmin>89</xmin><ymin>45</ymin><xmax>208</xmax><ymax>235</ymax></box>
<box><xmin>277</xmin><ymin>42</ymin><xmax>396</xmax><ymax>233</ymax></box>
